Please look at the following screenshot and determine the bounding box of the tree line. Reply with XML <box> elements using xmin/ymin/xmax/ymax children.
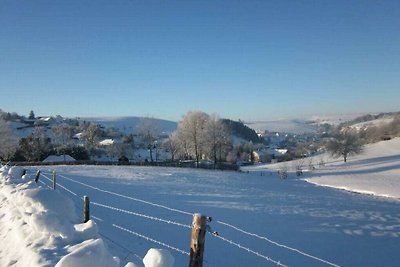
<box><xmin>0</xmin><ymin>110</ymin><xmax>256</xmax><ymax>167</ymax></box>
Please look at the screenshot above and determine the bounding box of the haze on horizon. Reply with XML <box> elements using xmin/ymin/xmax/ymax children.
<box><xmin>1</xmin><ymin>0</ymin><xmax>399</xmax><ymax>122</ymax></box>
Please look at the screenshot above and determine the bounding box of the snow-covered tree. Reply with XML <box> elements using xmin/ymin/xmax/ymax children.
<box><xmin>165</xmin><ymin>132</ymin><xmax>180</xmax><ymax>162</ymax></box>
<box><xmin>137</xmin><ymin>117</ymin><xmax>159</xmax><ymax>162</ymax></box>
<box><xmin>19</xmin><ymin>127</ymin><xmax>51</xmax><ymax>162</ymax></box>
<box><xmin>122</xmin><ymin>134</ymin><xmax>135</xmax><ymax>160</ymax></box>
<box><xmin>82</xmin><ymin>123</ymin><xmax>102</xmax><ymax>153</ymax></box>
<box><xmin>326</xmin><ymin>129</ymin><xmax>363</xmax><ymax>163</ymax></box>
<box><xmin>177</xmin><ymin>111</ymin><xmax>209</xmax><ymax>167</ymax></box>
<box><xmin>53</xmin><ymin>124</ymin><xmax>74</xmax><ymax>147</ymax></box>
<box><xmin>0</xmin><ymin>119</ymin><xmax>18</xmax><ymax>161</ymax></box>
<box><xmin>204</xmin><ymin>114</ymin><xmax>232</xmax><ymax>166</ymax></box>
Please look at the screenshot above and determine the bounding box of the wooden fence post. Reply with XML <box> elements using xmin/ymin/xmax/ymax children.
<box><xmin>52</xmin><ymin>171</ymin><xmax>56</xmax><ymax>190</ymax></box>
<box><xmin>189</xmin><ymin>213</ymin><xmax>207</xmax><ymax>267</ymax></box>
<box><xmin>83</xmin><ymin>196</ymin><xmax>90</xmax><ymax>223</ymax></box>
<box><xmin>35</xmin><ymin>170</ymin><xmax>41</xmax><ymax>183</ymax></box>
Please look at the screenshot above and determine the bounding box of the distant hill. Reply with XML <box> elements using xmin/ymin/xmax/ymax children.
<box><xmin>245</xmin><ymin>119</ymin><xmax>317</xmax><ymax>134</ymax></box>
<box><xmin>221</xmin><ymin>119</ymin><xmax>264</xmax><ymax>144</ymax></box>
<box><xmin>245</xmin><ymin>113</ymin><xmax>368</xmax><ymax>134</ymax></box>
<box><xmin>80</xmin><ymin>117</ymin><xmax>178</xmax><ymax>135</ymax></box>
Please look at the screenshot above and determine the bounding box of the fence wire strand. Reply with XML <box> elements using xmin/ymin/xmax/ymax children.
<box><xmin>41</xmin><ymin>173</ymin><xmax>78</xmax><ymax>196</ymax></box>
<box><xmin>38</xmin><ymin>168</ymin><xmax>341</xmax><ymax>267</ymax></box>
<box><xmin>217</xmin><ymin>220</ymin><xmax>340</xmax><ymax>267</ymax></box>
<box><xmin>211</xmin><ymin>232</ymin><xmax>288</xmax><ymax>267</ymax></box>
<box><xmin>92</xmin><ymin>201</ymin><xmax>191</xmax><ymax>229</ymax></box>
<box><xmin>113</xmin><ymin>224</ymin><xmax>190</xmax><ymax>256</ymax></box>
<box><xmin>53</xmin><ymin>172</ymin><xmax>193</xmax><ymax>216</ymax></box>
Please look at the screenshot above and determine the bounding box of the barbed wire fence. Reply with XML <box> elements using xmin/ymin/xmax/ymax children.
<box><xmin>33</xmin><ymin>168</ymin><xmax>341</xmax><ymax>267</ymax></box>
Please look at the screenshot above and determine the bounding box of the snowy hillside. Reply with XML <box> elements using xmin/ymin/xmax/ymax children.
<box><xmin>245</xmin><ymin>119</ymin><xmax>317</xmax><ymax>134</ymax></box>
<box><xmin>245</xmin><ymin>113</ymin><xmax>365</xmax><ymax>134</ymax></box>
<box><xmin>81</xmin><ymin>117</ymin><xmax>177</xmax><ymax>135</ymax></box>
<box><xmin>243</xmin><ymin>138</ymin><xmax>400</xmax><ymax>199</ymax></box>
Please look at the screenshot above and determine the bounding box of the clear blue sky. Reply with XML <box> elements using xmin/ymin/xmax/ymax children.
<box><xmin>1</xmin><ymin>0</ymin><xmax>399</xmax><ymax>121</ymax></box>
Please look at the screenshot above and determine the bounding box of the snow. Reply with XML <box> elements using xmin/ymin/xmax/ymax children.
<box><xmin>349</xmin><ymin>117</ymin><xmax>395</xmax><ymax>131</ymax></box>
<box><xmin>0</xmin><ymin>168</ymin><xmax>125</xmax><ymax>267</ymax></box>
<box><xmin>246</xmin><ymin>118</ymin><xmax>317</xmax><ymax>134</ymax></box>
<box><xmin>143</xmin><ymin>249</ymin><xmax>174</xmax><ymax>267</ymax></box>
<box><xmin>55</xmin><ymin>239</ymin><xmax>119</xmax><ymax>267</ymax></box>
<box><xmin>1</xmin><ymin>138</ymin><xmax>400</xmax><ymax>266</ymax></box>
<box><xmin>43</xmin><ymin>155</ymin><xmax>76</xmax><ymax>162</ymax></box>
<box><xmin>99</xmin><ymin>139</ymin><xmax>116</xmax><ymax>146</ymax></box>
<box><xmin>245</xmin><ymin>137</ymin><xmax>400</xmax><ymax>199</ymax></box>
<box><xmin>81</xmin><ymin>117</ymin><xmax>177</xmax><ymax>135</ymax></box>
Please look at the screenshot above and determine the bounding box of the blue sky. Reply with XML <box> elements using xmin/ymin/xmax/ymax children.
<box><xmin>1</xmin><ymin>0</ymin><xmax>399</xmax><ymax>122</ymax></box>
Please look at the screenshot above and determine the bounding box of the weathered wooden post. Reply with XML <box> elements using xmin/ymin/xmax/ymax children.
<box><xmin>189</xmin><ymin>213</ymin><xmax>207</xmax><ymax>267</ymax></box>
<box><xmin>35</xmin><ymin>170</ymin><xmax>41</xmax><ymax>183</ymax></box>
<box><xmin>83</xmin><ymin>196</ymin><xmax>90</xmax><ymax>223</ymax></box>
<box><xmin>52</xmin><ymin>170</ymin><xmax>56</xmax><ymax>190</ymax></box>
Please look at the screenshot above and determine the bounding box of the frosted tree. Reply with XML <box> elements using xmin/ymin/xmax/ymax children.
<box><xmin>204</xmin><ymin>114</ymin><xmax>232</xmax><ymax>166</ymax></box>
<box><xmin>0</xmin><ymin>119</ymin><xmax>18</xmax><ymax>161</ymax></box>
<box><xmin>19</xmin><ymin>126</ymin><xmax>50</xmax><ymax>162</ymax></box>
<box><xmin>177</xmin><ymin>111</ymin><xmax>209</xmax><ymax>167</ymax></box>
<box><xmin>82</xmin><ymin>123</ymin><xmax>102</xmax><ymax>154</ymax></box>
<box><xmin>165</xmin><ymin>131</ymin><xmax>180</xmax><ymax>162</ymax></box>
<box><xmin>52</xmin><ymin>124</ymin><xmax>74</xmax><ymax>160</ymax></box>
<box><xmin>122</xmin><ymin>134</ymin><xmax>135</xmax><ymax>160</ymax></box>
<box><xmin>326</xmin><ymin>129</ymin><xmax>363</xmax><ymax>162</ymax></box>
<box><xmin>137</xmin><ymin>117</ymin><xmax>159</xmax><ymax>162</ymax></box>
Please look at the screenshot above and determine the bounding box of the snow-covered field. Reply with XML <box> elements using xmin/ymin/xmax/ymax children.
<box><xmin>245</xmin><ymin>137</ymin><xmax>400</xmax><ymax>199</ymax></box>
<box><xmin>1</xmin><ymin>139</ymin><xmax>400</xmax><ymax>267</ymax></box>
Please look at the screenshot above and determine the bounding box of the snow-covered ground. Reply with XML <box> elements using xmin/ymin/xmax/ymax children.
<box><xmin>81</xmin><ymin>117</ymin><xmax>177</xmax><ymax>135</ymax></box>
<box><xmin>245</xmin><ymin>137</ymin><xmax>400</xmax><ymax>199</ymax></box>
<box><xmin>245</xmin><ymin>113</ymin><xmax>366</xmax><ymax>134</ymax></box>
<box><xmin>1</xmin><ymin>139</ymin><xmax>400</xmax><ymax>267</ymax></box>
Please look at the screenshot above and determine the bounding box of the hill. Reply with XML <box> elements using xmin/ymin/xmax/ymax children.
<box><xmin>245</xmin><ymin>113</ymin><xmax>364</xmax><ymax>134</ymax></box>
<box><xmin>243</xmin><ymin>137</ymin><xmax>400</xmax><ymax>199</ymax></box>
<box><xmin>80</xmin><ymin>117</ymin><xmax>178</xmax><ymax>135</ymax></box>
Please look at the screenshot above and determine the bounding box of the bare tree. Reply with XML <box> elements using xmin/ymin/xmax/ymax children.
<box><xmin>165</xmin><ymin>131</ymin><xmax>180</xmax><ymax>162</ymax></box>
<box><xmin>52</xmin><ymin>124</ymin><xmax>74</xmax><ymax>161</ymax></box>
<box><xmin>0</xmin><ymin>119</ymin><xmax>18</xmax><ymax>161</ymax></box>
<box><xmin>19</xmin><ymin>127</ymin><xmax>51</xmax><ymax>162</ymax></box>
<box><xmin>177</xmin><ymin>111</ymin><xmax>209</xmax><ymax>167</ymax></box>
<box><xmin>326</xmin><ymin>129</ymin><xmax>363</xmax><ymax>162</ymax></box>
<box><xmin>137</xmin><ymin>117</ymin><xmax>159</xmax><ymax>162</ymax></box>
<box><xmin>204</xmin><ymin>115</ymin><xmax>232</xmax><ymax>167</ymax></box>
<box><xmin>122</xmin><ymin>134</ymin><xmax>135</xmax><ymax>160</ymax></box>
<box><xmin>82</xmin><ymin>123</ymin><xmax>102</xmax><ymax>154</ymax></box>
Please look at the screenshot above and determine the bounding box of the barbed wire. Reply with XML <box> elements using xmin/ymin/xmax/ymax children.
<box><xmin>210</xmin><ymin>232</ymin><xmax>288</xmax><ymax>267</ymax></box>
<box><xmin>98</xmin><ymin>232</ymin><xmax>143</xmax><ymax>263</ymax></box>
<box><xmin>39</xmin><ymin>168</ymin><xmax>339</xmax><ymax>267</ymax></box>
<box><xmin>37</xmin><ymin>179</ymin><xmax>52</xmax><ymax>189</ymax></box>
<box><xmin>41</xmin><ymin>173</ymin><xmax>78</xmax><ymax>197</ymax></box>
<box><xmin>92</xmin><ymin>201</ymin><xmax>191</xmax><ymax>229</ymax></box>
<box><xmin>217</xmin><ymin>220</ymin><xmax>340</xmax><ymax>267</ymax></box>
<box><xmin>113</xmin><ymin>223</ymin><xmax>190</xmax><ymax>256</ymax></box>
<box><xmin>54</xmin><ymin>172</ymin><xmax>193</xmax><ymax>216</ymax></box>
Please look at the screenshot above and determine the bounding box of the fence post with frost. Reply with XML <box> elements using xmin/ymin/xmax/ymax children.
<box><xmin>35</xmin><ymin>170</ymin><xmax>40</xmax><ymax>183</ymax></box>
<box><xmin>52</xmin><ymin>170</ymin><xmax>56</xmax><ymax>190</ymax></box>
<box><xmin>189</xmin><ymin>213</ymin><xmax>207</xmax><ymax>267</ymax></box>
<box><xmin>83</xmin><ymin>196</ymin><xmax>90</xmax><ymax>223</ymax></box>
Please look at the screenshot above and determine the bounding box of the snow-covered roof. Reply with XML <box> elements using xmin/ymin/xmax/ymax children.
<box><xmin>99</xmin><ymin>139</ymin><xmax>115</xmax><ymax>146</ymax></box>
<box><xmin>43</xmin><ymin>155</ymin><xmax>76</xmax><ymax>162</ymax></box>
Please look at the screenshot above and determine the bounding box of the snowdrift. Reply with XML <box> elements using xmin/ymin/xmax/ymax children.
<box><xmin>0</xmin><ymin>166</ymin><xmax>173</xmax><ymax>267</ymax></box>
